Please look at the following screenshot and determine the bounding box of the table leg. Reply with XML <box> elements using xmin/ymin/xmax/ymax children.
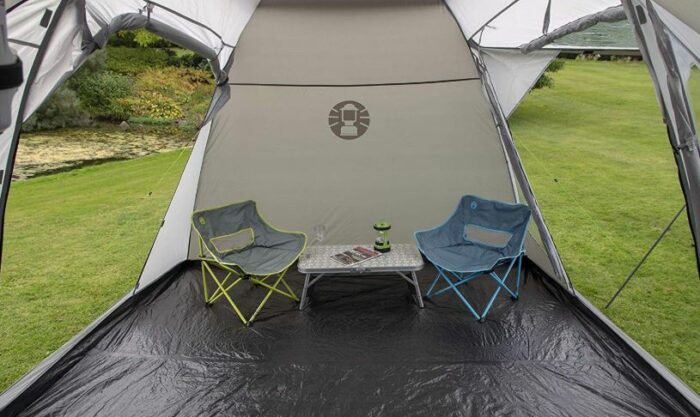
<box><xmin>412</xmin><ymin>271</ymin><xmax>424</xmax><ymax>308</ymax></box>
<box><xmin>300</xmin><ymin>273</ymin><xmax>311</xmax><ymax>311</ymax></box>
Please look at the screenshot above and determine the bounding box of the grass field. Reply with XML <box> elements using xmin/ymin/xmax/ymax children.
<box><xmin>0</xmin><ymin>59</ymin><xmax>698</xmax><ymax>393</ymax></box>
<box><xmin>511</xmin><ymin>59</ymin><xmax>699</xmax><ymax>391</ymax></box>
<box><xmin>0</xmin><ymin>150</ymin><xmax>189</xmax><ymax>390</ymax></box>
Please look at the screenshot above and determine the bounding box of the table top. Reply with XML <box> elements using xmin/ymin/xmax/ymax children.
<box><xmin>298</xmin><ymin>243</ymin><xmax>424</xmax><ymax>274</ymax></box>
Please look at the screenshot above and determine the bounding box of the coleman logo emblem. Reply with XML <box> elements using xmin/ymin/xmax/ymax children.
<box><xmin>328</xmin><ymin>100</ymin><xmax>370</xmax><ymax>140</ymax></box>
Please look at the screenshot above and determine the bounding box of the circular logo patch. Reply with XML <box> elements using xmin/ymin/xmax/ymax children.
<box><xmin>328</xmin><ymin>100</ymin><xmax>370</xmax><ymax>140</ymax></box>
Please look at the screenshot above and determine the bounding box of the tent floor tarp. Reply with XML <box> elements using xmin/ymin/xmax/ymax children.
<box><xmin>4</xmin><ymin>262</ymin><xmax>696</xmax><ymax>416</ymax></box>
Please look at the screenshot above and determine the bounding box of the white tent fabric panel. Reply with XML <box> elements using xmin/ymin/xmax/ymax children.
<box><xmin>85</xmin><ymin>0</ymin><xmax>259</xmax><ymax>69</ymax></box>
<box><xmin>1</xmin><ymin>0</ymin><xmax>57</xmax><ymax>182</ymax></box>
<box><xmin>24</xmin><ymin>0</ymin><xmax>84</xmax><ymax>119</ymax></box>
<box><xmin>138</xmin><ymin>121</ymin><xmax>212</xmax><ymax>288</ymax></box>
<box><xmin>444</xmin><ymin>0</ymin><xmax>514</xmax><ymax>40</ymax></box>
<box><xmin>480</xmin><ymin>47</ymin><xmax>559</xmax><ymax>117</ymax></box>
<box><xmin>6</xmin><ymin>0</ymin><xmax>59</xmax><ymax>46</ymax></box>
<box><xmin>153</xmin><ymin>0</ymin><xmax>259</xmax><ymax>48</ymax></box>
<box><xmin>447</xmin><ymin>0</ymin><xmax>619</xmax><ymax>47</ymax></box>
<box><xmin>84</xmin><ymin>0</ymin><xmax>143</xmax><ymax>36</ymax></box>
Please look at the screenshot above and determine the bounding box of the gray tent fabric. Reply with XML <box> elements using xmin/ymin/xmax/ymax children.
<box><xmin>191</xmin><ymin>0</ymin><xmax>535</xmax><ymax>262</ymax></box>
<box><xmin>192</xmin><ymin>200</ymin><xmax>306</xmax><ymax>275</ymax></box>
<box><xmin>415</xmin><ymin>195</ymin><xmax>531</xmax><ymax>273</ymax></box>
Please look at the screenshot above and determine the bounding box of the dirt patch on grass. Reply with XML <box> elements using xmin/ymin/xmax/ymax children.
<box><xmin>14</xmin><ymin>127</ymin><xmax>194</xmax><ymax>180</ymax></box>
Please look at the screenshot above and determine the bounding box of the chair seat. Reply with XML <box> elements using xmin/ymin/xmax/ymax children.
<box><xmin>217</xmin><ymin>233</ymin><xmax>306</xmax><ymax>275</ymax></box>
<box><xmin>419</xmin><ymin>242</ymin><xmax>508</xmax><ymax>273</ymax></box>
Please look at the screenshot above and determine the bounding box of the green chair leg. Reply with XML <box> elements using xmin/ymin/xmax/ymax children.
<box><xmin>200</xmin><ymin>262</ymin><xmax>299</xmax><ymax>326</ymax></box>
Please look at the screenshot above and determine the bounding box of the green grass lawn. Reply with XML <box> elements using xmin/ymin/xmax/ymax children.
<box><xmin>0</xmin><ymin>150</ymin><xmax>189</xmax><ymax>390</ymax></box>
<box><xmin>0</xmin><ymin>59</ymin><xmax>698</xmax><ymax>394</ymax></box>
<box><xmin>511</xmin><ymin>59</ymin><xmax>700</xmax><ymax>392</ymax></box>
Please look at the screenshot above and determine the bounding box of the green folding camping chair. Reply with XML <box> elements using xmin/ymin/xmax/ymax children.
<box><xmin>191</xmin><ymin>200</ymin><xmax>307</xmax><ymax>326</ymax></box>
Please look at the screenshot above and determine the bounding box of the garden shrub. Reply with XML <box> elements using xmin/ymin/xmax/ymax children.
<box><xmin>104</xmin><ymin>47</ymin><xmax>170</xmax><ymax>75</ymax></box>
<box><xmin>123</xmin><ymin>91</ymin><xmax>184</xmax><ymax>121</ymax></box>
<box><xmin>22</xmin><ymin>86</ymin><xmax>91</xmax><ymax>132</ymax></box>
<box><xmin>168</xmin><ymin>51</ymin><xmax>211</xmax><ymax>72</ymax></box>
<box><xmin>122</xmin><ymin>67</ymin><xmax>213</xmax><ymax>124</ymax></box>
<box><xmin>73</xmin><ymin>71</ymin><xmax>134</xmax><ymax>121</ymax></box>
<box><xmin>109</xmin><ymin>30</ymin><xmax>175</xmax><ymax>48</ymax></box>
<box><xmin>534</xmin><ymin>59</ymin><xmax>566</xmax><ymax>89</ymax></box>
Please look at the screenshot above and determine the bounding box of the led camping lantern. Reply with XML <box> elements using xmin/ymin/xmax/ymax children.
<box><xmin>373</xmin><ymin>221</ymin><xmax>391</xmax><ymax>253</ymax></box>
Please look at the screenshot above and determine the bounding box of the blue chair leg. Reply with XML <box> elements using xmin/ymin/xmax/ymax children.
<box><xmin>433</xmin><ymin>267</ymin><xmax>482</xmax><ymax>320</ymax></box>
<box><xmin>481</xmin><ymin>255</ymin><xmax>524</xmax><ymax>320</ymax></box>
<box><xmin>514</xmin><ymin>254</ymin><xmax>523</xmax><ymax>300</ymax></box>
<box><xmin>425</xmin><ymin>272</ymin><xmax>441</xmax><ymax>298</ymax></box>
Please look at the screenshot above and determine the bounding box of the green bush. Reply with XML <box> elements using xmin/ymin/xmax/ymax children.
<box><xmin>109</xmin><ymin>30</ymin><xmax>174</xmax><ymax>48</ymax></box>
<box><xmin>168</xmin><ymin>51</ymin><xmax>211</xmax><ymax>72</ymax></box>
<box><xmin>534</xmin><ymin>59</ymin><xmax>566</xmax><ymax>89</ymax></box>
<box><xmin>22</xmin><ymin>86</ymin><xmax>91</xmax><ymax>132</ymax></box>
<box><xmin>73</xmin><ymin>71</ymin><xmax>134</xmax><ymax>121</ymax></box>
<box><xmin>104</xmin><ymin>47</ymin><xmax>170</xmax><ymax>75</ymax></box>
<box><xmin>123</xmin><ymin>67</ymin><xmax>213</xmax><ymax>124</ymax></box>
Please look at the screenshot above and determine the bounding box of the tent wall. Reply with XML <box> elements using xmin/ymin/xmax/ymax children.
<box><xmin>480</xmin><ymin>48</ymin><xmax>559</xmax><ymax>117</ymax></box>
<box><xmin>137</xmin><ymin>121</ymin><xmax>212</xmax><ymax>288</ymax></box>
<box><xmin>623</xmin><ymin>0</ymin><xmax>700</xmax><ymax>278</ymax></box>
<box><xmin>445</xmin><ymin>0</ymin><xmax>619</xmax><ymax>48</ymax></box>
<box><xmin>185</xmin><ymin>0</ymin><xmax>561</xmax><ymax>284</ymax></box>
<box><xmin>653</xmin><ymin>0</ymin><xmax>700</xmax><ymax>37</ymax></box>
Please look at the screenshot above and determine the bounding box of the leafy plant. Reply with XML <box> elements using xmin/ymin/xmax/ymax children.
<box><xmin>534</xmin><ymin>59</ymin><xmax>566</xmax><ymax>90</ymax></box>
<box><xmin>73</xmin><ymin>71</ymin><xmax>134</xmax><ymax>121</ymax></box>
<box><xmin>104</xmin><ymin>47</ymin><xmax>170</xmax><ymax>75</ymax></box>
<box><xmin>22</xmin><ymin>86</ymin><xmax>91</xmax><ymax>132</ymax></box>
<box><xmin>110</xmin><ymin>30</ymin><xmax>174</xmax><ymax>48</ymax></box>
<box><xmin>122</xmin><ymin>67</ymin><xmax>213</xmax><ymax>124</ymax></box>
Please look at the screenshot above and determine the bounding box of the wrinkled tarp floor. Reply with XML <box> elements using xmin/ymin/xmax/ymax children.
<box><xmin>13</xmin><ymin>263</ymin><xmax>696</xmax><ymax>416</ymax></box>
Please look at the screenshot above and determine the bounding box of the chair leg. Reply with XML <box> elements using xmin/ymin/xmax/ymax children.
<box><xmin>202</xmin><ymin>260</ymin><xmax>210</xmax><ymax>303</ymax></box>
<box><xmin>481</xmin><ymin>256</ymin><xmax>523</xmax><ymax>320</ymax></box>
<box><xmin>431</xmin><ymin>271</ymin><xmax>481</xmax><ymax>298</ymax></box>
<box><xmin>207</xmin><ymin>267</ymin><xmax>248</xmax><ymax>326</ymax></box>
<box><xmin>201</xmin><ymin>263</ymin><xmax>299</xmax><ymax>326</ymax></box>
<box><xmin>250</xmin><ymin>270</ymin><xmax>298</xmax><ymax>301</ymax></box>
<box><xmin>249</xmin><ymin>269</ymin><xmax>293</xmax><ymax>325</ymax></box>
<box><xmin>514</xmin><ymin>255</ymin><xmax>523</xmax><ymax>299</ymax></box>
<box><xmin>425</xmin><ymin>272</ymin><xmax>441</xmax><ymax>298</ymax></box>
<box><xmin>279</xmin><ymin>274</ymin><xmax>300</xmax><ymax>302</ymax></box>
<box><xmin>436</xmin><ymin>267</ymin><xmax>482</xmax><ymax>321</ymax></box>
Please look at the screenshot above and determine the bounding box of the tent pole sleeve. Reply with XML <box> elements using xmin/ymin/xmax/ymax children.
<box><xmin>472</xmin><ymin>46</ymin><xmax>573</xmax><ymax>292</ymax></box>
<box><xmin>519</xmin><ymin>6</ymin><xmax>627</xmax><ymax>54</ymax></box>
<box><xmin>623</xmin><ymin>0</ymin><xmax>700</xmax><ymax>280</ymax></box>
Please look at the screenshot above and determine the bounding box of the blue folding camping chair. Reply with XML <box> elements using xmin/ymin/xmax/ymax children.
<box><xmin>415</xmin><ymin>195</ymin><xmax>531</xmax><ymax>322</ymax></box>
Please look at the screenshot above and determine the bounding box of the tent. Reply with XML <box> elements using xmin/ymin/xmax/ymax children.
<box><xmin>1</xmin><ymin>0</ymin><xmax>699</xmax><ymax>415</ymax></box>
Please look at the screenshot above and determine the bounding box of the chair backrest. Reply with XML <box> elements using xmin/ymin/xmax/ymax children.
<box><xmin>192</xmin><ymin>200</ymin><xmax>265</xmax><ymax>258</ymax></box>
<box><xmin>455</xmin><ymin>195</ymin><xmax>531</xmax><ymax>258</ymax></box>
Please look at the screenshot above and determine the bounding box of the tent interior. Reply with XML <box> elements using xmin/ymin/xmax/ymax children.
<box><xmin>1</xmin><ymin>0</ymin><xmax>700</xmax><ymax>416</ymax></box>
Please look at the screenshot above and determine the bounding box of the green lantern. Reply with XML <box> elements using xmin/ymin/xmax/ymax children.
<box><xmin>373</xmin><ymin>221</ymin><xmax>391</xmax><ymax>253</ymax></box>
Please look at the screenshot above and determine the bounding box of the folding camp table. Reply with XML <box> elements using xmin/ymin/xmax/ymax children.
<box><xmin>297</xmin><ymin>244</ymin><xmax>424</xmax><ymax>310</ymax></box>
